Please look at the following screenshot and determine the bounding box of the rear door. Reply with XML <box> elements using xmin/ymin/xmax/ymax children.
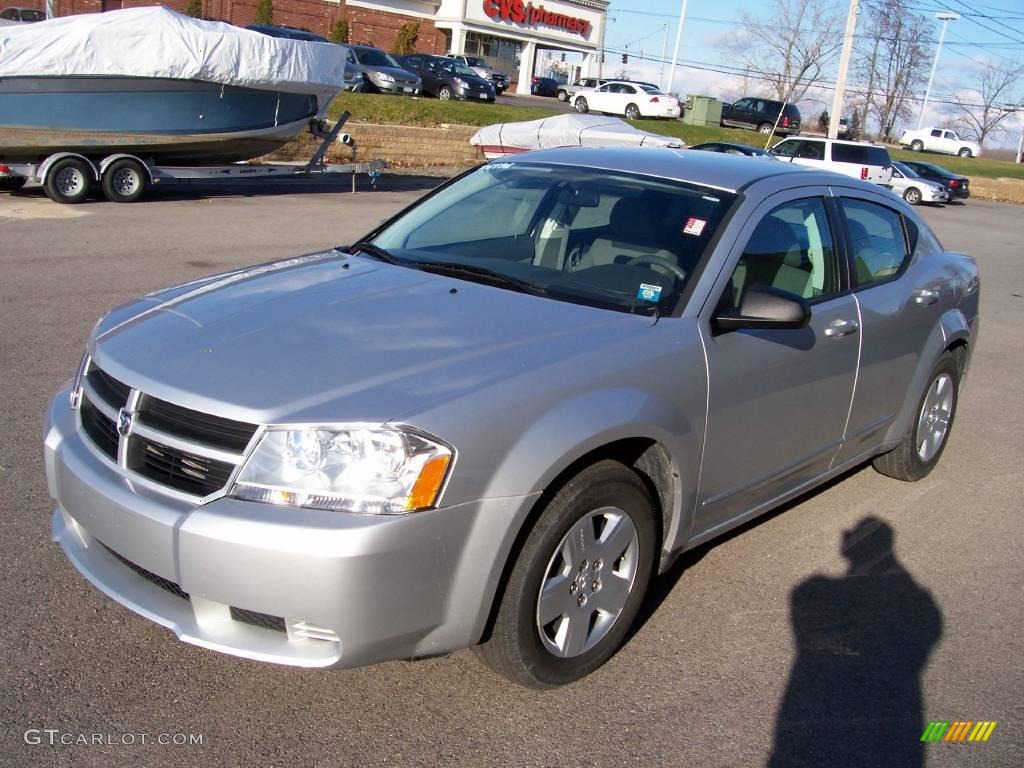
<box><xmin>831</xmin><ymin>191</ymin><xmax>946</xmax><ymax>463</ymax></box>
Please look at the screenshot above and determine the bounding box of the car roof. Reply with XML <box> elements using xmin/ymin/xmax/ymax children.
<box><xmin>496</xmin><ymin>146</ymin><xmax>865</xmax><ymax>193</ymax></box>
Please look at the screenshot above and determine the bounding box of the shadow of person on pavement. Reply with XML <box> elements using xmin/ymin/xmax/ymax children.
<box><xmin>767</xmin><ymin>517</ymin><xmax>942</xmax><ymax>768</ymax></box>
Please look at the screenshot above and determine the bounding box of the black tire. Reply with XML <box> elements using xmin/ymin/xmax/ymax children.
<box><xmin>574</xmin><ymin>96</ymin><xmax>589</xmax><ymax>114</ymax></box>
<box><xmin>0</xmin><ymin>176</ymin><xmax>27</xmax><ymax>192</ymax></box>
<box><xmin>903</xmin><ymin>187</ymin><xmax>922</xmax><ymax>205</ymax></box>
<box><xmin>475</xmin><ymin>460</ymin><xmax>657</xmax><ymax>688</ymax></box>
<box><xmin>873</xmin><ymin>351</ymin><xmax>960</xmax><ymax>482</ymax></box>
<box><xmin>625</xmin><ymin>103</ymin><xmax>641</xmax><ymax>120</ymax></box>
<box><xmin>911</xmin><ymin>140</ymin><xmax>924</xmax><ymax>152</ymax></box>
<box><xmin>438</xmin><ymin>86</ymin><xmax>452</xmax><ymax>101</ymax></box>
<box><xmin>101</xmin><ymin>158</ymin><xmax>147</xmax><ymax>203</ymax></box>
<box><xmin>42</xmin><ymin>157</ymin><xmax>92</xmax><ymax>204</ymax></box>
<box><xmin>758</xmin><ymin>122</ymin><xmax>773</xmax><ymax>135</ymax></box>
<box><xmin>557</xmin><ymin>89</ymin><xmax>569</xmax><ymax>102</ymax></box>
<box><xmin>957</xmin><ymin>147</ymin><xmax>972</xmax><ymax>158</ymax></box>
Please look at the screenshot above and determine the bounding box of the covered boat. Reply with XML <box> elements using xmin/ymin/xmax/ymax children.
<box><xmin>0</xmin><ymin>7</ymin><xmax>348</xmax><ymax>164</ymax></box>
<box><xmin>470</xmin><ymin>114</ymin><xmax>684</xmax><ymax>159</ymax></box>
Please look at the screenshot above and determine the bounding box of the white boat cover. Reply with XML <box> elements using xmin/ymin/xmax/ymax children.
<box><xmin>470</xmin><ymin>114</ymin><xmax>685</xmax><ymax>155</ymax></box>
<box><xmin>0</xmin><ymin>7</ymin><xmax>347</xmax><ymax>114</ymax></box>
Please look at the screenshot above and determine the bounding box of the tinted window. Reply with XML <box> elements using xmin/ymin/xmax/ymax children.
<box><xmin>930</xmin><ymin>129</ymin><xmax>942</xmax><ymax>137</ymax></box>
<box><xmin>772</xmin><ymin>140</ymin><xmax>799</xmax><ymax>158</ymax></box>
<box><xmin>842</xmin><ymin>199</ymin><xmax>909</xmax><ymax>286</ymax></box>
<box><xmin>796</xmin><ymin>141</ymin><xmax>825</xmax><ymax>160</ymax></box>
<box><xmin>0</xmin><ymin>9</ymin><xmax>14</xmax><ymax>18</ymax></box>
<box><xmin>831</xmin><ymin>144</ymin><xmax>868</xmax><ymax>164</ymax></box>
<box><xmin>727</xmin><ymin>198</ymin><xmax>838</xmax><ymax>304</ymax></box>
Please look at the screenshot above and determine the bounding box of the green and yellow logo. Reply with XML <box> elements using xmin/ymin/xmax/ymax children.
<box><xmin>921</xmin><ymin>720</ymin><xmax>997</xmax><ymax>743</ymax></box>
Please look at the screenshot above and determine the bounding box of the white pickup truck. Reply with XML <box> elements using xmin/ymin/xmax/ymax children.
<box><xmin>899</xmin><ymin>127</ymin><xmax>981</xmax><ymax>158</ymax></box>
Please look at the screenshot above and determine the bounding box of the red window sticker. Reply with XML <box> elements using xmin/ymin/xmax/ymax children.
<box><xmin>683</xmin><ymin>217</ymin><xmax>706</xmax><ymax>236</ymax></box>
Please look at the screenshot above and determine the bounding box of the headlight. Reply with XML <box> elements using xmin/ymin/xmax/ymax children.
<box><xmin>230</xmin><ymin>426</ymin><xmax>453</xmax><ymax>515</ymax></box>
<box><xmin>377</xmin><ymin>72</ymin><xmax>396</xmax><ymax>83</ymax></box>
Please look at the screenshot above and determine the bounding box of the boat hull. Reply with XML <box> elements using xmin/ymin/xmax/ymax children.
<box><xmin>0</xmin><ymin>77</ymin><xmax>321</xmax><ymax>164</ymax></box>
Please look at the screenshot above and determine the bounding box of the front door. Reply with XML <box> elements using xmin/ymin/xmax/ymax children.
<box><xmin>697</xmin><ymin>192</ymin><xmax>859</xmax><ymax>536</ymax></box>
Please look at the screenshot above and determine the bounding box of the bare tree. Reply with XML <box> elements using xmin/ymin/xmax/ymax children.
<box><xmin>951</xmin><ymin>60</ymin><xmax>1024</xmax><ymax>148</ymax></box>
<box><xmin>853</xmin><ymin>0</ymin><xmax>931</xmax><ymax>140</ymax></box>
<box><xmin>721</xmin><ymin>0</ymin><xmax>844</xmax><ymax>104</ymax></box>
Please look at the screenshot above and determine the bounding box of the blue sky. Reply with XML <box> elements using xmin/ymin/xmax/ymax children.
<box><xmin>549</xmin><ymin>0</ymin><xmax>1024</xmax><ymax>145</ymax></box>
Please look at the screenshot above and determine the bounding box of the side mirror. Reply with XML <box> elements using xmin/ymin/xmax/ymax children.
<box><xmin>715</xmin><ymin>284</ymin><xmax>810</xmax><ymax>331</ymax></box>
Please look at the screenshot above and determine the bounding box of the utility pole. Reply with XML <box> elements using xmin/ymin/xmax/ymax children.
<box><xmin>1017</xmin><ymin>118</ymin><xmax>1023</xmax><ymax>164</ymax></box>
<box><xmin>829</xmin><ymin>0</ymin><xmax>859</xmax><ymax>139</ymax></box>
<box><xmin>667</xmin><ymin>0</ymin><xmax>689</xmax><ymax>96</ymax></box>
<box><xmin>659</xmin><ymin>24</ymin><xmax>669</xmax><ymax>91</ymax></box>
<box><xmin>918</xmin><ymin>12</ymin><xmax>959</xmax><ymax>129</ymax></box>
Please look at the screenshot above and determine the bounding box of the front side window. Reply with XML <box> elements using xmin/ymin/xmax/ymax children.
<box><xmin>369</xmin><ymin>164</ymin><xmax>737</xmax><ymax>314</ymax></box>
<box><xmin>772</xmin><ymin>140</ymin><xmax>799</xmax><ymax>158</ymax></box>
<box><xmin>796</xmin><ymin>141</ymin><xmax>825</xmax><ymax>160</ymax></box>
<box><xmin>725</xmin><ymin>198</ymin><xmax>838</xmax><ymax>306</ymax></box>
<box><xmin>841</xmin><ymin>199</ymin><xmax>909</xmax><ymax>286</ymax></box>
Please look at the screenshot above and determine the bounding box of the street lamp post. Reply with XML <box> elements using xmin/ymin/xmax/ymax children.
<box><xmin>918</xmin><ymin>12</ymin><xmax>959</xmax><ymax>130</ymax></box>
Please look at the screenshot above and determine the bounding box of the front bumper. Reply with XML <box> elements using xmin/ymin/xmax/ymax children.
<box><xmin>372</xmin><ymin>80</ymin><xmax>420</xmax><ymax>95</ymax></box>
<box><xmin>456</xmin><ymin>84</ymin><xmax>495</xmax><ymax>101</ymax></box>
<box><xmin>44</xmin><ymin>386</ymin><xmax>533</xmax><ymax>669</ymax></box>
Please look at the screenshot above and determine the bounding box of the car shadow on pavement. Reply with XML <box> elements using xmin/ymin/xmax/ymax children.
<box><xmin>766</xmin><ymin>516</ymin><xmax>942</xmax><ymax>768</ymax></box>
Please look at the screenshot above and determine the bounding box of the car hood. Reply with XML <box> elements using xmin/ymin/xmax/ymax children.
<box><xmin>90</xmin><ymin>251</ymin><xmax>651</xmax><ymax>426</ymax></box>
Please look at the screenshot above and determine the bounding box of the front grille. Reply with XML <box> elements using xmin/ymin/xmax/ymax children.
<box><xmin>102</xmin><ymin>543</ymin><xmax>189</xmax><ymax>600</ymax></box>
<box><xmin>138</xmin><ymin>396</ymin><xmax>257</xmax><ymax>452</ymax></box>
<box><xmin>129</xmin><ymin>438</ymin><xmax>236</xmax><ymax>497</ymax></box>
<box><xmin>230</xmin><ymin>607</ymin><xmax>286</xmax><ymax>633</ymax></box>
<box><xmin>80</xmin><ymin>399</ymin><xmax>119</xmax><ymax>460</ymax></box>
<box><xmin>77</xmin><ymin>364</ymin><xmax>258</xmax><ymax>498</ymax></box>
<box><xmin>86</xmin><ymin>367</ymin><xmax>131</xmax><ymax>409</ymax></box>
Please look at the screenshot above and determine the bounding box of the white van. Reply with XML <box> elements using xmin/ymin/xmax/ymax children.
<box><xmin>771</xmin><ymin>137</ymin><xmax>893</xmax><ymax>185</ymax></box>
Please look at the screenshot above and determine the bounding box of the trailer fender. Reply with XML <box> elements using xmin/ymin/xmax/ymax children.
<box><xmin>99</xmin><ymin>154</ymin><xmax>154</xmax><ymax>183</ymax></box>
<box><xmin>38</xmin><ymin>153</ymin><xmax>100</xmax><ymax>185</ymax></box>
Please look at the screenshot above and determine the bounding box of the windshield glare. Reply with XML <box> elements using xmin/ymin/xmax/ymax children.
<box><xmin>445</xmin><ymin>62</ymin><xmax>479</xmax><ymax>77</ymax></box>
<box><xmin>370</xmin><ymin>163</ymin><xmax>736</xmax><ymax>314</ymax></box>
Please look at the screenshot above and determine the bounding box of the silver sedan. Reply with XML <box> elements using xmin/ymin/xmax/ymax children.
<box><xmin>44</xmin><ymin>149</ymin><xmax>979</xmax><ymax>688</ymax></box>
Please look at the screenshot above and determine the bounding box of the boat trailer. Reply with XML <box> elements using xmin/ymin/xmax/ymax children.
<box><xmin>0</xmin><ymin>112</ymin><xmax>385</xmax><ymax>204</ymax></box>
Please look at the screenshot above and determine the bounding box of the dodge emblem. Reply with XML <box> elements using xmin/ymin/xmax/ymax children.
<box><xmin>117</xmin><ymin>408</ymin><xmax>135</xmax><ymax>437</ymax></box>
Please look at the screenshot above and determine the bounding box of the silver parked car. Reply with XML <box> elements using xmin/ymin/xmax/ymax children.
<box><xmin>890</xmin><ymin>160</ymin><xmax>948</xmax><ymax>205</ymax></box>
<box><xmin>347</xmin><ymin>44</ymin><xmax>420</xmax><ymax>95</ymax></box>
<box><xmin>44</xmin><ymin>149</ymin><xmax>978</xmax><ymax>688</ymax></box>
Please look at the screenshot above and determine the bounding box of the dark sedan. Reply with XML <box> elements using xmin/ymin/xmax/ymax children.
<box><xmin>530</xmin><ymin>76</ymin><xmax>560</xmax><ymax>97</ymax></box>
<box><xmin>399</xmin><ymin>54</ymin><xmax>495</xmax><ymax>102</ymax></box>
<box><xmin>900</xmin><ymin>160</ymin><xmax>970</xmax><ymax>200</ymax></box>
<box><xmin>690</xmin><ymin>142</ymin><xmax>776</xmax><ymax>159</ymax></box>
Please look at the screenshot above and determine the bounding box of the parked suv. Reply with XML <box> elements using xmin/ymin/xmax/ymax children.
<box><xmin>557</xmin><ymin>77</ymin><xmax>606</xmax><ymax>102</ymax></box>
<box><xmin>349</xmin><ymin>45</ymin><xmax>421</xmax><ymax>95</ymax></box>
<box><xmin>771</xmin><ymin>137</ymin><xmax>893</xmax><ymax>185</ymax></box>
<box><xmin>721</xmin><ymin>97</ymin><xmax>801</xmax><ymax>135</ymax></box>
<box><xmin>399</xmin><ymin>54</ymin><xmax>495</xmax><ymax>102</ymax></box>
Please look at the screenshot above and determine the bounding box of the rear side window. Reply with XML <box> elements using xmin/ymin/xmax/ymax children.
<box><xmin>831</xmin><ymin>144</ymin><xmax>868</xmax><ymax>164</ymax></box>
<box><xmin>841</xmin><ymin>199</ymin><xmax>909</xmax><ymax>286</ymax></box>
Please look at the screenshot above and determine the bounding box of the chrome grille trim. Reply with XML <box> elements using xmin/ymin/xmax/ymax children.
<box><xmin>76</xmin><ymin>364</ymin><xmax>261</xmax><ymax>501</ymax></box>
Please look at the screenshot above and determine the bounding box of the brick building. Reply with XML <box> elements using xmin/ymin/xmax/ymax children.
<box><xmin>34</xmin><ymin>0</ymin><xmax>608</xmax><ymax>94</ymax></box>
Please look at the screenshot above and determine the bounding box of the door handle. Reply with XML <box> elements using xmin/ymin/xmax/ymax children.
<box><xmin>914</xmin><ymin>288</ymin><xmax>940</xmax><ymax>306</ymax></box>
<box><xmin>824</xmin><ymin>319</ymin><xmax>859</xmax><ymax>338</ymax></box>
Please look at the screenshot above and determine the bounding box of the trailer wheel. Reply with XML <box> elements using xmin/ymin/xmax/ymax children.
<box><xmin>0</xmin><ymin>177</ymin><xmax>27</xmax><ymax>192</ymax></box>
<box><xmin>43</xmin><ymin>158</ymin><xmax>92</xmax><ymax>204</ymax></box>
<box><xmin>102</xmin><ymin>159</ymin><xmax>147</xmax><ymax>203</ymax></box>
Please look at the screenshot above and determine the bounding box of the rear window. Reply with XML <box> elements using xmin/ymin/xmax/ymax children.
<box><xmin>831</xmin><ymin>144</ymin><xmax>890</xmax><ymax>166</ymax></box>
<box><xmin>782</xmin><ymin>105</ymin><xmax>801</xmax><ymax>120</ymax></box>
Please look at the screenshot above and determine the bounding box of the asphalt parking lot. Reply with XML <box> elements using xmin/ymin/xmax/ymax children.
<box><xmin>1</xmin><ymin>179</ymin><xmax>1021</xmax><ymax>768</ymax></box>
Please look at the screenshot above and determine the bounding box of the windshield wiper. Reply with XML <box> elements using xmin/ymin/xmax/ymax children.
<box><xmin>405</xmin><ymin>260</ymin><xmax>550</xmax><ymax>298</ymax></box>
<box><xmin>348</xmin><ymin>241</ymin><xmax>401</xmax><ymax>264</ymax></box>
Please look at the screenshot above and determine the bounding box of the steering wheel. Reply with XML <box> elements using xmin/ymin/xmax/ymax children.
<box><xmin>629</xmin><ymin>254</ymin><xmax>687</xmax><ymax>282</ymax></box>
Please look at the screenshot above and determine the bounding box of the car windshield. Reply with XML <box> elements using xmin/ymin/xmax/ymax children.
<box><xmin>464</xmin><ymin>56</ymin><xmax>487</xmax><ymax>67</ymax></box>
<box><xmin>368</xmin><ymin>163</ymin><xmax>737</xmax><ymax>315</ymax></box>
<box><xmin>639</xmin><ymin>85</ymin><xmax>666</xmax><ymax>95</ymax></box>
<box><xmin>445</xmin><ymin>62</ymin><xmax>479</xmax><ymax>77</ymax></box>
<box><xmin>356</xmin><ymin>48</ymin><xmax>400</xmax><ymax>67</ymax></box>
<box><xmin>919</xmin><ymin>163</ymin><xmax>954</xmax><ymax>178</ymax></box>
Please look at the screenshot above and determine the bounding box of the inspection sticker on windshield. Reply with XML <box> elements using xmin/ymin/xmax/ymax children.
<box><xmin>637</xmin><ymin>283</ymin><xmax>663</xmax><ymax>302</ymax></box>
<box><xmin>683</xmin><ymin>217</ymin><xmax>706</xmax><ymax>236</ymax></box>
